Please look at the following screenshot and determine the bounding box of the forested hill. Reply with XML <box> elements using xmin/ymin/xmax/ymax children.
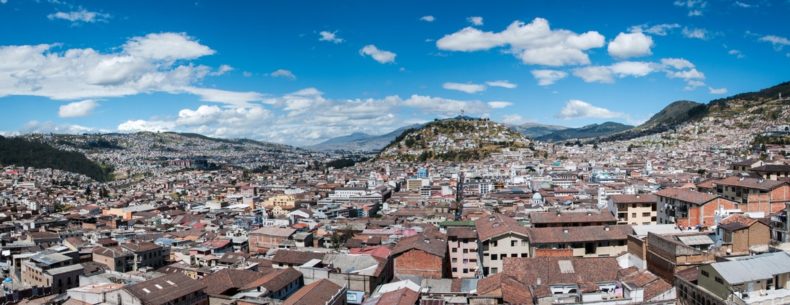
<box><xmin>0</xmin><ymin>136</ymin><xmax>113</xmax><ymax>182</ymax></box>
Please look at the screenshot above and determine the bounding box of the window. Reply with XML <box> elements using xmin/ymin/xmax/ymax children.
<box><xmin>491</xmin><ymin>267</ymin><xmax>498</xmax><ymax>274</ymax></box>
<box><xmin>511</xmin><ymin>240</ymin><xmax>517</xmax><ymax>247</ymax></box>
<box><xmin>452</xmin><ymin>248</ymin><xmax>457</xmax><ymax>253</ymax></box>
<box><xmin>715</xmin><ymin>276</ymin><xmax>724</xmax><ymax>284</ymax></box>
<box><xmin>491</xmin><ymin>254</ymin><xmax>498</xmax><ymax>260</ymax></box>
<box><xmin>701</xmin><ymin>270</ymin><xmax>709</xmax><ymax>277</ymax></box>
<box><xmin>462</xmin><ymin>249</ymin><xmax>468</xmax><ymax>253</ymax></box>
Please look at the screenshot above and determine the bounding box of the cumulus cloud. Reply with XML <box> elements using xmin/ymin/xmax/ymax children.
<box><xmin>119</xmin><ymin>88</ymin><xmax>503</xmax><ymax>145</ymax></box>
<box><xmin>319</xmin><ymin>31</ymin><xmax>343</xmax><ymax>43</ymax></box>
<box><xmin>58</xmin><ymin>100</ymin><xmax>97</xmax><ymax>118</ymax></box>
<box><xmin>682</xmin><ymin>27</ymin><xmax>708</xmax><ymax>40</ymax></box>
<box><xmin>436</xmin><ymin>17</ymin><xmax>605</xmax><ymax>66</ymax></box>
<box><xmin>270</xmin><ymin>69</ymin><xmax>296</xmax><ymax>79</ymax></box>
<box><xmin>485</xmin><ymin>80</ymin><xmax>517</xmax><ymax>89</ymax></box>
<box><xmin>443</xmin><ymin>82</ymin><xmax>486</xmax><ymax>94</ymax></box>
<box><xmin>675</xmin><ymin>0</ymin><xmax>707</xmax><ymax>16</ymax></box>
<box><xmin>659</xmin><ymin>59</ymin><xmax>705</xmax><ymax>90</ymax></box>
<box><xmin>467</xmin><ymin>16</ymin><xmax>484</xmax><ymax>26</ymax></box>
<box><xmin>608</xmin><ymin>32</ymin><xmax>654</xmax><ymax>59</ymax></box>
<box><xmin>531</xmin><ymin>69</ymin><xmax>567</xmax><ymax>86</ymax></box>
<box><xmin>501</xmin><ymin>114</ymin><xmax>527</xmax><ymax>125</ymax></box>
<box><xmin>573</xmin><ymin>61</ymin><xmax>658</xmax><ymax>83</ymax></box>
<box><xmin>0</xmin><ymin>32</ymin><xmax>261</xmax><ymax>106</ymax></box>
<box><xmin>557</xmin><ymin>100</ymin><xmax>623</xmax><ymax>119</ymax></box>
<box><xmin>48</xmin><ymin>8</ymin><xmax>109</xmax><ymax>23</ymax></box>
<box><xmin>23</xmin><ymin>121</ymin><xmax>98</xmax><ymax>134</ymax></box>
<box><xmin>123</xmin><ymin>32</ymin><xmax>215</xmax><ymax>61</ymax></box>
<box><xmin>760</xmin><ymin>35</ymin><xmax>790</xmax><ymax>49</ymax></box>
<box><xmin>420</xmin><ymin>15</ymin><xmax>435</xmax><ymax>22</ymax></box>
<box><xmin>708</xmin><ymin>87</ymin><xmax>728</xmax><ymax>94</ymax></box>
<box><xmin>487</xmin><ymin>101</ymin><xmax>512</xmax><ymax>108</ymax></box>
<box><xmin>359</xmin><ymin>45</ymin><xmax>396</xmax><ymax>63</ymax></box>
<box><xmin>629</xmin><ymin>23</ymin><xmax>680</xmax><ymax>36</ymax></box>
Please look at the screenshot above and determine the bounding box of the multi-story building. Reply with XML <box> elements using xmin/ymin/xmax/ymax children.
<box><xmin>475</xmin><ymin>213</ymin><xmax>531</xmax><ymax>276</ymax></box>
<box><xmin>527</xmin><ymin>225</ymin><xmax>632</xmax><ymax>257</ymax></box>
<box><xmin>447</xmin><ymin>227</ymin><xmax>478</xmax><ymax>278</ymax></box>
<box><xmin>608</xmin><ymin>194</ymin><xmax>658</xmax><ymax>225</ymax></box>
<box><xmin>656</xmin><ymin>188</ymin><xmax>737</xmax><ymax>228</ymax></box>
<box><xmin>249</xmin><ymin>227</ymin><xmax>296</xmax><ymax>253</ymax></box>
<box><xmin>121</xmin><ymin>241</ymin><xmax>166</xmax><ymax>270</ymax></box>
<box><xmin>676</xmin><ymin>252</ymin><xmax>790</xmax><ymax>305</ymax></box>
<box><xmin>717</xmin><ymin>214</ymin><xmax>770</xmax><ymax>255</ymax></box>
<box><xmin>646</xmin><ymin>232</ymin><xmax>717</xmax><ymax>282</ymax></box>
<box><xmin>529</xmin><ymin>210</ymin><xmax>619</xmax><ymax>227</ymax></box>
<box><xmin>21</xmin><ymin>252</ymin><xmax>84</xmax><ymax>294</ymax></box>
<box><xmin>713</xmin><ymin>176</ymin><xmax>790</xmax><ymax>214</ymax></box>
<box><xmin>391</xmin><ymin>235</ymin><xmax>448</xmax><ymax>279</ymax></box>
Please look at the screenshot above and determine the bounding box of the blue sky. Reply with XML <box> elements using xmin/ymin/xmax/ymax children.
<box><xmin>1</xmin><ymin>0</ymin><xmax>789</xmax><ymax>145</ymax></box>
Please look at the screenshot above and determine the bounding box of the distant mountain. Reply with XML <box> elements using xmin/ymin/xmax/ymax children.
<box><xmin>378</xmin><ymin>116</ymin><xmax>530</xmax><ymax>162</ymax></box>
<box><xmin>308</xmin><ymin>124</ymin><xmax>423</xmax><ymax>152</ymax></box>
<box><xmin>0</xmin><ymin>136</ymin><xmax>113</xmax><ymax>181</ymax></box>
<box><xmin>638</xmin><ymin>100</ymin><xmax>707</xmax><ymax>130</ymax></box>
<box><xmin>510</xmin><ymin>123</ymin><xmax>568</xmax><ymax>138</ymax></box>
<box><xmin>602</xmin><ymin>81</ymin><xmax>790</xmax><ymax>142</ymax></box>
<box><xmin>535</xmin><ymin>122</ymin><xmax>633</xmax><ymax>142</ymax></box>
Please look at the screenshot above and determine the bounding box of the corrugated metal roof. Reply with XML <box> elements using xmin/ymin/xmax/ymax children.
<box><xmin>711</xmin><ymin>252</ymin><xmax>790</xmax><ymax>285</ymax></box>
<box><xmin>677</xmin><ymin>235</ymin><xmax>714</xmax><ymax>246</ymax></box>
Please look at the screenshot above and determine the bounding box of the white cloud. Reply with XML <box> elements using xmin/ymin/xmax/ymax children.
<box><xmin>270</xmin><ymin>69</ymin><xmax>296</xmax><ymax>79</ymax></box>
<box><xmin>501</xmin><ymin>114</ymin><xmax>527</xmax><ymax>125</ymax></box>
<box><xmin>117</xmin><ymin>87</ymin><xmax>506</xmax><ymax>145</ymax></box>
<box><xmin>760</xmin><ymin>35</ymin><xmax>790</xmax><ymax>49</ymax></box>
<box><xmin>359</xmin><ymin>45</ymin><xmax>396</xmax><ymax>64</ymax></box>
<box><xmin>682</xmin><ymin>27</ymin><xmax>708</xmax><ymax>40</ymax></box>
<box><xmin>728</xmin><ymin>49</ymin><xmax>744</xmax><ymax>58</ymax></box>
<box><xmin>210</xmin><ymin>64</ymin><xmax>233</xmax><ymax>76</ymax></box>
<box><xmin>23</xmin><ymin>121</ymin><xmax>98</xmax><ymax>134</ymax></box>
<box><xmin>420</xmin><ymin>15</ymin><xmax>435</xmax><ymax>22</ymax></box>
<box><xmin>124</xmin><ymin>32</ymin><xmax>215</xmax><ymax>61</ymax></box>
<box><xmin>734</xmin><ymin>1</ymin><xmax>753</xmax><ymax>8</ymax></box>
<box><xmin>487</xmin><ymin>101</ymin><xmax>512</xmax><ymax>108</ymax></box>
<box><xmin>708</xmin><ymin>87</ymin><xmax>728</xmax><ymax>94</ymax></box>
<box><xmin>48</xmin><ymin>8</ymin><xmax>109</xmax><ymax>23</ymax></box>
<box><xmin>485</xmin><ymin>80</ymin><xmax>517</xmax><ymax>89</ymax></box>
<box><xmin>531</xmin><ymin>69</ymin><xmax>568</xmax><ymax>86</ymax></box>
<box><xmin>436</xmin><ymin>17</ymin><xmax>605</xmax><ymax>66</ymax></box>
<box><xmin>675</xmin><ymin>0</ymin><xmax>707</xmax><ymax>16</ymax></box>
<box><xmin>573</xmin><ymin>61</ymin><xmax>657</xmax><ymax>83</ymax></box>
<box><xmin>0</xmin><ymin>32</ymin><xmax>263</xmax><ymax>106</ymax></box>
<box><xmin>629</xmin><ymin>23</ymin><xmax>680</xmax><ymax>36</ymax></box>
<box><xmin>443</xmin><ymin>82</ymin><xmax>487</xmax><ymax>94</ymax></box>
<box><xmin>573</xmin><ymin>66</ymin><xmax>615</xmax><ymax>83</ymax></box>
<box><xmin>557</xmin><ymin>100</ymin><xmax>623</xmax><ymax>119</ymax></box>
<box><xmin>58</xmin><ymin>99</ymin><xmax>97</xmax><ymax>118</ymax></box>
<box><xmin>467</xmin><ymin>16</ymin><xmax>484</xmax><ymax>26</ymax></box>
<box><xmin>660</xmin><ymin>58</ymin><xmax>695</xmax><ymax>70</ymax></box>
<box><xmin>181</xmin><ymin>87</ymin><xmax>264</xmax><ymax>107</ymax></box>
<box><xmin>319</xmin><ymin>31</ymin><xmax>343</xmax><ymax>44</ymax></box>
<box><xmin>117</xmin><ymin>120</ymin><xmax>176</xmax><ymax>133</ymax></box>
<box><xmin>608</xmin><ymin>32</ymin><xmax>654</xmax><ymax>59</ymax></box>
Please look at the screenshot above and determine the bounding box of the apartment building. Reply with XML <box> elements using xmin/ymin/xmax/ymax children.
<box><xmin>475</xmin><ymin>213</ymin><xmax>531</xmax><ymax>276</ymax></box>
<box><xmin>447</xmin><ymin>227</ymin><xmax>479</xmax><ymax>278</ymax></box>
<box><xmin>608</xmin><ymin>194</ymin><xmax>658</xmax><ymax>225</ymax></box>
<box><xmin>656</xmin><ymin>188</ymin><xmax>737</xmax><ymax>228</ymax></box>
<box><xmin>677</xmin><ymin>252</ymin><xmax>790</xmax><ymax>305</ymax></box>
<box><xmin>527</xmin><ymin>225</ymin><xmax>632</xmax><ymax>258</ymax></box>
